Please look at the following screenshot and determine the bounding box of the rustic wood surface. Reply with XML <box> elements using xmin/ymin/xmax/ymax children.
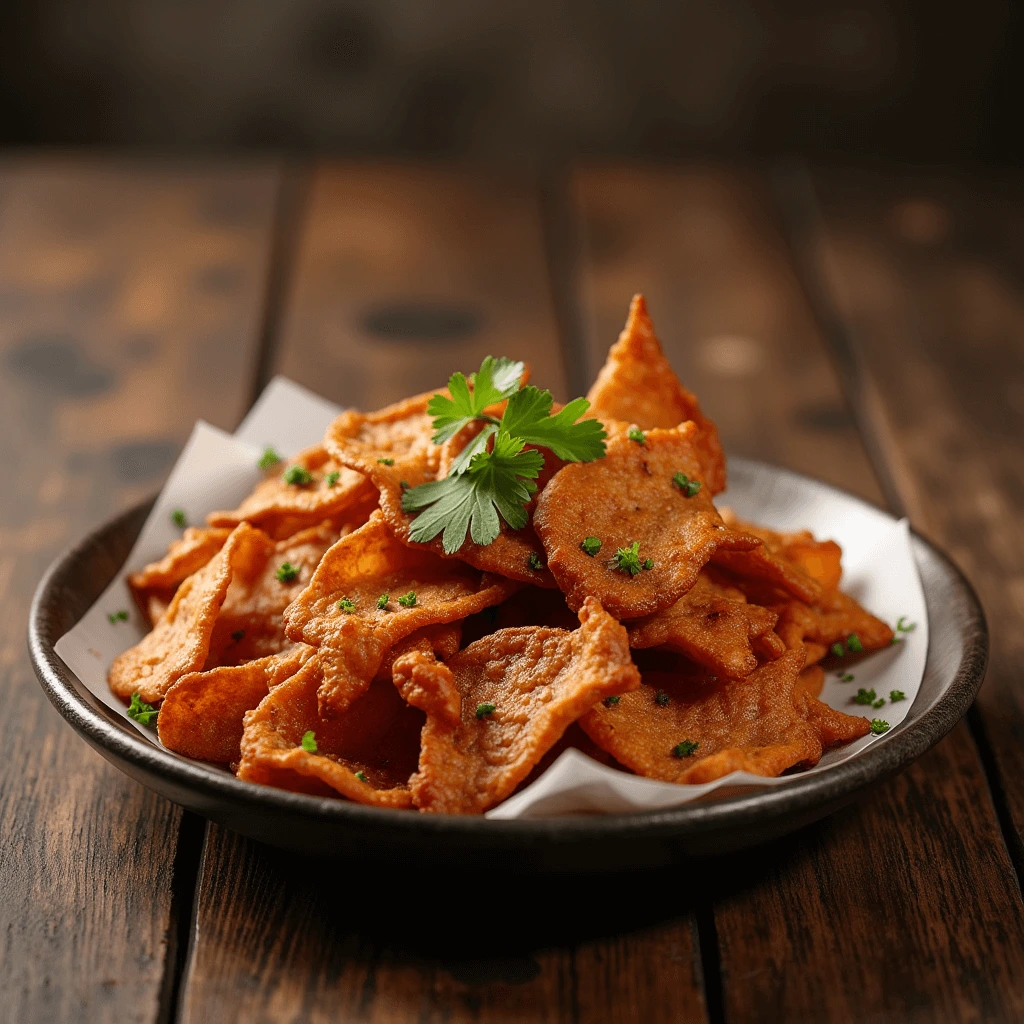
<box><xmin>0</xmin><ymin>157</ymin><xmax>279</xmax><ymax>1022</ymax></box>
<box><xmin>1</xmin><ymin>157</ymin><xmax>1022</xmax><ymax>1023</ymax></box>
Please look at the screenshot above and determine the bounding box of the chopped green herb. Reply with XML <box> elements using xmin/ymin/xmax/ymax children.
<box><xmin>354</xmin><ymin>770</ymin><xmax>368</xmax><ymax>782</ymax></box>
<box><xmin>654</xmin><ymin>690</ymin><xmax>670</xmax><ymax>707</ymax></box>
<box><xmin>337</xmin><ymin>597</ymin><xmax>356</xmax><ymax>613</ymax></box>
<box><xmin>399</xmin><ymin>480</ymin><xmax>410</xmax><ymax>490</ymax></box>
<box><xmin>869</xmin><ymin>719</ymin><xmax>890</xmax><ymax>735</ymax></box>
<box><xmin>837</xmin><ymin>672</ymin><xmax>855</xmax><ymax>683</ymax></box>
<box><xmin>672</xmin><ymin>472</ymin><xmax>702</xmax><ymax>497</ymax></box>
<box><xmin>891</xmin><ymin>616</ymin><xmax>917</xmax><ymax>643</ymax></box>
<box><xmin>831</xmin><ymin>641</ymin><xmax>846</xmax><ymax>658</ymax></box>
<box><xmin>603</xmin><ymin>695</ymin><xmax>621</xmax><ymax>707</ymax></box>
<box><xmin>846</xmin><ymin>634</ymin><xmax>864</xmax><ymax>653</ymax></box>
<box><xmin>283</xmin><ymin>464</ymin><xmax>314</xmax><ymax>486</ymax></box>
<box><xmin>612</xmin><ymin>540</ymin><xmax>651</xmax><ymax>577</ymax></box>
<box><xmin>324</xmin><ymin>470</ymin><xmax>341</xmax><ymax>487</ymax></box>
<box><xmin>301</xmin><ymin>730</ymin><xmax>317</xmax><ymax>753</ymax></box>
<box><xmin>108</xmin><ymin>609</ymin><xmax>129</xmax><ymax>624</ymax></box>
<box><xmin>276</xmin><ymin>562</ymin><xmax>299</xmax><ymax>583</ymax></box>
<box><xmin>642</xmin><ymin>557</ymin><xmax>654</xmax><ymax>570</ymax></box>
<box><xmin>397</xmin><ymin>591</ymin><xmax>417</xmax><ymax>608</ymax></box>
<box><xmin>475</xmin><ymin>701</ymin><xmax>496</xmax><ymax>719</ymax></box>
<box><xmin>580</xmin><ymin>536</ymin><xmax>602</xmax><ymax>557</ymax></box>
<box><xmin>171</xmin><ymin>508</ymin><xmax>187</xmax><ymax>528</ymax></box>
<box><xmin>127</xmin><ymin>692</ymin><xmax>158</xmax><ymax>727</ymax></box>
<box><xmin>527</xmin><ymin>552</ymin><xmax>545</xmax><ymax>571</ymax></box>
<box><xmin>402</xmin><ymin>358</ymin><xmax>607</xmax><ymax>553</ymax></box>
<box><xmin>231</xmin><ymin>629</ymin><xmax>245</xmax><ymax>641</ymax></box>
<box><xmin>258</xmin><ymin>446</ymin><xmax>281</xmax><ymax>470</ymax></box>
<box><xmin>889</xmin><ymin>689</ymin><xmax>906</xmax><ymax>702</ymax></box>
<box><xmin>853</xmin><ymin>688</ymin><xmax>877</xmax><ymax>706</ymax></box>
<box><xmin>628</xmin><ymin>426</ymin><xmax>646</xmax><ymax>445</ymax></box>
<box><xmin>377</xmin><ymin>457</ymin><xmax>395</xmax><ymax>466</ymax></box>
<box><xmin>673</xmin><ymin>740</ymin><xmax>699</xmax><ymax>758</ymax></box>
<box><xmin>377</xmin><ymin>594</ymin><xmax>389</xmax><ymax>610</ymax></box>
<box><xmin>872</xmin><ymin>698</ymin><xmax>885</xmax><ymax>709</ymax></box>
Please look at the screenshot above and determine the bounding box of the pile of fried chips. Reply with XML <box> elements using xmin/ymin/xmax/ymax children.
<box><xmin>112</xmin><ymin>294</ymin><xmax>894</xmax><ymax>814</ymax></box>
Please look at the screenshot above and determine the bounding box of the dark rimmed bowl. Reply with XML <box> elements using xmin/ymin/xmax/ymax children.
<box><xmin>28</xmin><ymin>460</ymin><xmax>988</xmax><ymax>872</ymax></box>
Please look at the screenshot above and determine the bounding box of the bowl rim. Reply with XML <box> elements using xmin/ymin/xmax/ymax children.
<box><xmin>28</xmin><ymin>458</ymin><xmax>989</xmax><ymax>841</ymax></box>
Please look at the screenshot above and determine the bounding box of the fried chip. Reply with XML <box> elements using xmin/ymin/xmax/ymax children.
<box><xmin>128</xmin><ymin>526</ymin><xmax>232</xmax><ymax>625</ymax></box>
<box><xmin>393</xmin><ymin>597</ymin><xmax>640</xmax><ymax>814</ymax></box>
<box><xmin>208</xmin><ymin>445</ymin><xmax>377</xmax><ymax>541</ymax></box>
<box><xmin>158</xmin><ymin>645</ymin><xmax>314</xmax><ymax>764</ymax></box>
<box><xmin>237</xmin><ymin>656</ymin><xmax>421</xmax><ymax>807</ymax></box>
<box><xmin>534</xmin><ymin>423</ymin><xmax>758</xmax><ymax>618</ymax></box>
<box><xmin>773</xmin><ymin>588</ymin><xmax>894</xmax><ymax>664</ymax></box>
<box><xmin>284</xmin><ymin>512</ymin><xmax>520</xmax><ymax>717</ymax></box>
<box><xmin>802</xmin><ymin>692</ymin><xmax>871</xmax><ymax>748</ymax></box>
<box><xmin>109</xmin><ymin>523</ymin><xmax>267</xmax><ymax>705</ymax></box>
<box><xmin>205</xmin><ymin>522</ymin><xmax>339</xmax><ymax>668</ymax></box>
<box><xmin>795</xmin><ymin>664</ymin><xmax>825</xmax><ymax>699</ymax></box>
<box><xmin>373</xmin><ymin>622</ymin><xmax>463</xmax><ymax>682</ymax></box>
<box><xmin>719</xmin><ymin>510</ymin><xmax>844</xmax><ymax>591</ymax></box>
<box><xmin>579</xmin><ymin>650</ymin><xmax>825</xmax><ymax>784</ymax></box>
<box><xmin>627</xmin><ymin>569</ymin><xmax>782</xmax><ymax>679</ymax></box>
<box><xmin>710</xmin><ymin>545</ymin><xmax>822</xmax><ymax>604</ymax></box>
<box><xmin>585</xmin><ymin>294</ymin><xmax>726</xmax><ymax>494</ymax></box>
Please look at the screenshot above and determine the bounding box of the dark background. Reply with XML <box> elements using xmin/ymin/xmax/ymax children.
<box><xmin>1</xmin><ymin>0</ymin><xmax>1021</xmax><ymax>165</ymax></box>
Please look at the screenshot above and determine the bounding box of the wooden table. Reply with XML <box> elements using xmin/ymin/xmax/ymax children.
<box><xmin>2</xmin><ymin>157</ymin><xmax>1023</xmax><ymax>1023</ymax></box>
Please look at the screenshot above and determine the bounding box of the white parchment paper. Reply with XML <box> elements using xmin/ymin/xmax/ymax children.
<box><xmin>55</xmin><ymin>378</ymin><xmax>927</xmax><ymax>818</ymax></box>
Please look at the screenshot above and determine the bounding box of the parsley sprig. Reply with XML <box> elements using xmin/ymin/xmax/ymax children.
<box><xmin>402</xmin><ymin>358</ymin><xmax>607</xmax><ymax>553</ymax></box>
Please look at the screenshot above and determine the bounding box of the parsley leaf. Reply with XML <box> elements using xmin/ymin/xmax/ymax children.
<box><xmin>107</xmin><ymin>610</ymin><xmax>129</xmax><ymax>624</ymax></box>
<box><xmin>283</xmin><ymin>465</ymin><xmax>313</xmax><ymax>486</ymax></box>
<box><xmin>628</xmin><ymin>426</ymin><xmax>645</xmax><ymax>444</ymax></box>
<box><xmin>603</xmin><ymin>695</ymin><xmax>621</xmax><ymax>707</ymax></box>
<box><xmin>869</xmin><ymin>719</ymin><xmax>890</xmax><ymax>735</ymax></box>
<box><xmin>427</xmin><ymin>356</ymin><xmax>525</xmax><ymax>443</ymax></box>
<box><xmin>258</xmin><ymin>446</ymin><xmax>281</xmax><ymax>470</ymax></box>
<box><xmin>171</xmin><ymin>508</ymin><xmax>187</xmax><ymax>528</ymax></box>
<box><xmin>499</xmin><ymin>390</ymin><xmax>607</xmax><ymax>462</ymax></box>
<box><xmin>337</xmin><ymin>597</ymin><xmax>355</xmax><ymax>613</ymax></box>
<box><xmin>853</xmin><ymin>688</ymin><xmax>877</xmax><ymax>705</ymax></box>
<box><xmin>276</xmin><ymin>562</ymin><xmax>299</xmax><ymax>583</ymax></box>
<box><xmin>354</xmin><ymin>770</ymin><xmax>367</xmax><ymax>782</ymax></box>
<box><xmin>527</xmin><ymin>552</ymin><xmax>545</xmax><ymax>571</ymax></box>
<box><xmin>475</xmin><ymin>702</ymin><xmax>496</xmax><ymax>719</ymax></box>
<box><xmin>397</xmin><ymin>591</ymin><xmax>418</xmax><ymax>608</ymax></box>
<box><xmin>673</xmin><ymin>740</ymin><xmax>699</xmax><ymax>758</ymax></box>
<box><xmin>127</xmin><ymin>692</ymin><xmax>158</xmax><ymax>727</ymax></box>
<box><xmin>890</xmin><ymin>689</ymin><xmax>906</xmax><ymax>702</ymax></box>
<box><xmin>377</xmin><ymin>594</ymin><xmax>389</xmax><ymax>610</ymax></box>
<box><xmin>324</xmin><ymin>470</ymin><xmax>340</xmax><ymax>487</ymax></box>
<box><xmin>301</xmin><ymin>730</ymin><xmax>317</xmax><ymax>752</ymax></box>
<box><xmin>654</xmin><ymin>689</ymin><xmax>670</xmax><ymax>707</ymax></box>
<box><xmin>612</xmin><ymin>541</ymin><xmax>652</xmax><ymax>577</ymax></box>
<box><xmin>580</xmin><ymin>536</ymin><xmax>602</xmax><ymax>557</ymax></box>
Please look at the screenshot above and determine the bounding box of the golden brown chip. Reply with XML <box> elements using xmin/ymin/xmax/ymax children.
<box><xmin>208</xmin><ymin>445</ymin><xmax>376</xmax><ymax>541</ymax></box>
<box><xmin>393</xmin><ymin>597</ymin><xmax>640</xmax><ymax>814</ymax></box>
<box><xmin>627</xmin><ymin>569</ymin><xmax>781</xmax><ymax>679</ymax></box>
<box><xmin>580</xmin><ymin>650</ymin><xmax>830</xmax><ymax>784</ymax></box>
<box><xmin>773</xmin><ymin>588</ymin><xmax>894</xmax><ymax>663</ymax></box>
<box><xmin>710</xmin><ymin>545</ymin><xmax>822</xmax><ymax>605</ymax></box>
<box><xmin>109</xmin><ymin>523</ymin><xmax>268</xmax><ymax>705</ymax></box>
<box><xmin>802</xmin><ymin>691</ymin><xmax>871</xmax><ymax>748</ymax></box>
<box><xmin>158</xmin><ymin>645</ymin><xmax>314</xmax><ymax>764</ymax></box>
<box><xmin>128</xmin><ymin>526</ymin><xmax>232</xmax><ymax>624</ymax></box>
<box><xmin>719</xmin><ymin>510</ymin><xmax>844</xmax><ymax>591</ymax></box>
<box><xmin>372</xmin><ymin>622</ymin><xmax>463</xmax><ymax>682</ymax></box>
<box><xmin>205</xmin><ymin>522</ymin><xmax>339</xmax><ymax>669</ymax></box>
<box><xmin>795</xmin><ymin>664</ymin><xmax>825</xmax><ymax>699</ymax></box>
<box><xmin>534</xmin><ymin>423</ymin><xmax>758</xmax><ymax>618</ymax></box>
<box><xmin>237</xmin><ymin>657</ymin><xmax>421</xmax><ymax>807</ymax></box>
<box><xmin>284</xmin><ymin>512</ymin><xmax>520</xmax><ymax>717</ymax></box>
<box><xmin>586</xmin><ymin>294</ymin><xmax>726</xmax><ymax>494</ymax></box>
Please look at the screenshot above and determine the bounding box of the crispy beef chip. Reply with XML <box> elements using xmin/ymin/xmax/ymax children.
<box><xmin>534</xmin><ymin>423</ymin><xmax>758</xmax><ymax>618</ymax></box>
<box><xmin>586</xmin><ymin>294</ymin><xmax>726</xmax><ymax>494</ymax></box>
<box><xmin>128</xmin><ymin>526</ymin><xmax>232</xmax><ymax>626</ymax></box>
<box><xmin>237</xmin><ymin>657</ymin><xmax>422</xmax><ymax>807</ymax></box>
<box><xmin>773</xmin><ymin>589</ymin><xmax>895</xmax><ymax>665</ymax></box>
<box><xmin>109</xmin><ymin>523</ymin><xmax>268</xmax><ymax>705</ymax></box>
<box><xmin>393</xmin><ymin>597</ymin><xmax>640</xmax><ymax>814</ymax></box>
<box><xmin>284</xmin><ymin>513</ymin><xmax>519</xmax><ymax>718</ymax></box>
<box><xmin>628</xmin><ymin>569</ymin><xmax>783</xmax><ymax>679</ymax></box>
<box><xmin>158</xmin><ymin>644</ymin><xmax>315</xmax><ymax>764</ymax></box>
<box><xmin>209</xmin><ymin>445</ymin><xmax>376</xmax><ymax>541</ymax></box>
<box><xmin>580</xmin><ymin>650</ymin><xmax>840</xmax><ymax>784</ymax></box>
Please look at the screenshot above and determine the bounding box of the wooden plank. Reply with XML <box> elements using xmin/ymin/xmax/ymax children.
<box><xmin>571</xmin><ymin>164</ymin><xmax>1024</xmax><ymax>1022</ymax></box>
<box><xmin>0</xmin><ymin>157</ymin><xmax>278</xmax><ymax>1022</ymax></box>
<box><xmin>807</xmin><ymin>169</ymin><xmax>1024</xmax><ymax>867</ymax></box>
<box><xmin>179</xmin><ymin>163</ymin><xmax>709</xmax><ymax>1024</ymax></box>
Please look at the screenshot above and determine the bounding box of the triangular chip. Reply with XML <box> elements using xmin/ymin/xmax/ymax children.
<box><xmin>208</xmin><ymin>444</ymin><xmax>376</xmax><ymax>541</ymax></box>
<box><xmin>284</xmin><ymin>512</ymin><xmax>520</xmax><ymax>717</ymax></box>
<box><xmin>237</xmin><ymin>657</ymin><xmax>421</xmax><ymax>807</ymax></box>
<box><xmin>393</xmin><ymin>597</ymin><xmax>640</xmax><ymax>814</ymax></box>
<box><xmin>586</xmin><ymin>294</ymin><xmax>726</xmax><ymax>493</ymax></box>
<box><xmin>580</xmin><ymin>650</ymin><xmax>830</xmax><ymax>784</ymax></box>
<box><xmin>109</xmin><ymin>523</ymin><xmax>268</xmax><ymax>704</ymax></box>
<box><xmin>627</xmin><ymin>569</ymin><xmax>782</xmax><ymax>679</ymax></box>
<box><xmin>158</xmin><ymin>644</ymin><xmax>315</xmax><ymax>764</ymax></box>
<box><xmin>534</xmin><ymin>423</ymin><xmax>758</xmax><ymax>618</ymax></box>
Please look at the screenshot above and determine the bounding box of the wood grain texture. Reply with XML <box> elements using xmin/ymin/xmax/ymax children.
<box><xmin>572</xmin><ymin>164</ymin><xmax>1024</xmax><ymax>1022</ymax></box>
<box><xmin>274</xmin><ymin>164</ymin><xmax>568</xmax><ymax>407</ymax></box>
<box><xmin>178</xmin><ymin>164</ymin><xmax>709</xmax><ymax>1024</ymax></box>
<box><xmin>809</xmin><ymin>170</ymin><xmax>1024</xmax><ymax>877</ymax></box>
<box><xmin>0</xmin><ymin>157</ymin><xmax>278</xmax><ymax>1023</ymax></box>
